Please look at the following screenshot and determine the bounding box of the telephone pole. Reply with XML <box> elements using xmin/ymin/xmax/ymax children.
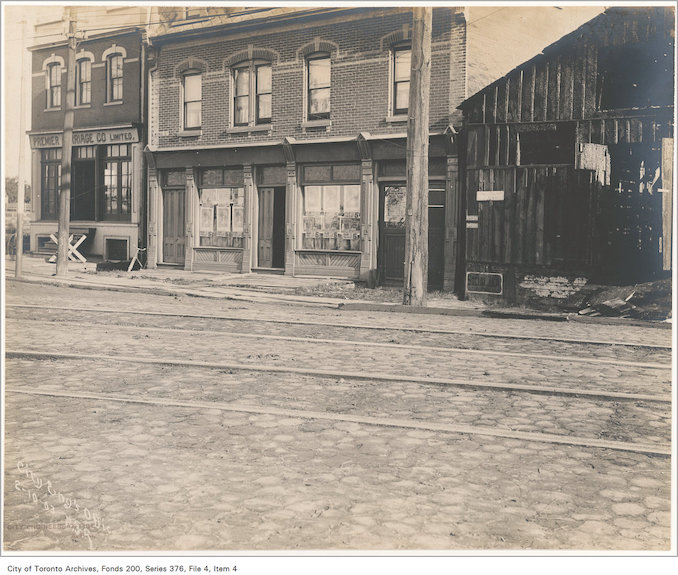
<box><xmin>403</xmin><ymin>6</ymin><xmax>432</xmax><ymax>306</ymax></box>
<box><xmin>56</xmin><ymin>7</ymin><xmax>76</xmax><ymax>277</ymax></box>
<box><xmin>15</xmin><ymin>18</ymin><xmax>28</xmax><ymax>278</ymax></box>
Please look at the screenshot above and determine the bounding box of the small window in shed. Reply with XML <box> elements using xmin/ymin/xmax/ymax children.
<box><xmin>518</xmin><ymin>123</ymin><xmax>575</xmax><ymax>165</ymax></box>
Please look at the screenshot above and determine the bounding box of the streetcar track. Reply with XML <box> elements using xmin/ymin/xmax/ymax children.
<box><xmin>6</xmin><ymin>303</ymin><xmax>671</xmax><ymax>350</ymax></box>
<box><xmin>5</xmin><ymin>387</ymin><xmax>671</xmax><ymax>456</ymax></box>
<box><xmin>6</xmin><ymin>350</ymin><xmax>671</xmax><ymax>403</ymax></box>
<box><xmin>6</xmin><ymin>316</ymin><xmax>672</xmax><ymax>370</ymax></box>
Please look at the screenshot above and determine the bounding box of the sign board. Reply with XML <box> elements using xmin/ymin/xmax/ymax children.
<box><xmin>476</xmin><ymin>190</ymin><xmax>504</xmax><ymax>202</ymax></box>
<box><xmin>30</xmin><ymin>127</ymin><xmax>139</xmax><ymax>149</ymax></box>
<box><xmin>466</xmin><ymin>271</ymin><xmax>503</xmax><ymax>295</ymax></box>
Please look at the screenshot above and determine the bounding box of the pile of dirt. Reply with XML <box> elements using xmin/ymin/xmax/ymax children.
<box><xmin>575</xmin><ymin>278</ymin><xmax>673</xmax><ymax>321</ymax></box>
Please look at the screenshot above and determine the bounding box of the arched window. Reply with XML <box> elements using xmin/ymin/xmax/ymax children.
<box><xmin>232</xmin><ymin>60</ymin><xmax>271</xmax><ymax>127</ymax></box>
<box><xmin>307</xmin><ymin>53</ymin><xmax>331</xmax><ymax>121</ymax></box>
<box><xmin>47</xmin><ymin>62</ymin><xmax>62</xmax><ymax>108</ymax></box>
<box><xmin>76</xmin><ymin>59</ymin><xmax>91</xmax><ymax>105</ymax></box>
<box><xmin>392</xmin><ymin>45</ymin><xmax>411</xmax><ymax>115</ymax></box>
<box><xmin>182</xmin><ymin>72</ymin><xmax>202</xmax><ymax>129</ymax></box>
<box><xmin>106</xmin><ymin>53</ymin><xmax>123</xmax><ymax>102</ymax></box>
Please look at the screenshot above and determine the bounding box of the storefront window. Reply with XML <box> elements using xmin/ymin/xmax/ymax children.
<box><xmin>301</xmin><ymin>184</ymin><xmax>361</xmax><ymax>250</ymax></box>
<box><xmin>199</xmin><ymin>187</ymin><xmax>245</xmax><ymax>248</ymax></box>
<box><xmin>103</xmin><ymin>144</ymin><xmax>131</xmax><ymax>220</ymax></box>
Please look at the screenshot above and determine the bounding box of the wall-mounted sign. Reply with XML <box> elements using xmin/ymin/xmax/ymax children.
<box><xmin>477</xmin><ymin>190</ymin><xmax>504</xmax><ymax>202</ymax></box>
<box><xmin>30</xmin><ymin>127</ymin><xmax>139</xmax><ymax>149</ymax></box>
<box><xmin>466</xmin><ymin>271</ymin><xmax>503</xmax><ymax>295</ymax></box>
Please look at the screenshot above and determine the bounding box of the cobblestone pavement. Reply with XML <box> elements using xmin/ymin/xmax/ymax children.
<box><xmin>3</xmin><ymin>283</ymin><xmax>674</xmax><ymax>552</ymax></box>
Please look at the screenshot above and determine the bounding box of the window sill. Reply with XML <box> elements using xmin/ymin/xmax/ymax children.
<box><xmin>179</xmin><ymin>129</ymin><xmax>202</xmax><ymax>137</ymax></box>
<box><xmin>385</xmin><ymin>114</ymin><xmax>408</xmax><ymax>123</ymax></box>
<box><xmin>301</xmin><ymin>119</ymin><xmax>331</xmax><ymax>129</ymax></box>
<box><xmin>74</xmin><ymin>104</ymin><xmax>92</xmax><ymax>110</ymax></box>
<box><xmin>44</xmin><ymin>107</ymin><xmax>62</xmax><ymax>112</ymax></box>
<box><xmin>104</xmin><ymin>100</ymin><xmax>123</xmax><ymax>107</ymax></box>
<box><xmin>227</xmin><ymin>125</ymin><xmax>271</xmax><ymax>134</ymax></box>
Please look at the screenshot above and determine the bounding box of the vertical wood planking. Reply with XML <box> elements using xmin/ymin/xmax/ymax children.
<box><xmin>503</xmin><ymin>167</ymin><xmax>513</xmax><ymax>263</ymax></box>
<box><xmin>496</xmin><ymin>81</ymin><xmax>507</xmax><ymax>124</ymax></box>
<box><xmin>493</xmin><ymin>169</ymin><xmax>503</xmax><ymax>261</ymax></box>
<box><xmin>547</xmin><ymin>59</ymin><xmax>559</xmax><ymax>120</ymax></box>
<box><xmin>560</xmin><ymin>55</ymin><xmax>574</xmax><ymax>121</ymax></box>
<box><xmin>535</xmin><ymin>61</ymin><xmax>548</xmax><ymax>121</ymax></box>
<box><xmin>535</xmin><ymin>167</ymin><xmax>545</xmax><ymax>264</ymax></box>
<box><xmin>572</xmin><ymin>53</ymin><xmax>585</xmax><ymax>120</ymax></box>
<box><xmin>516</xmin><ymin>168</ymin><xmax>526</xmax><ymax>264</ymax></box>
<box><xmin>584</xmin><ymin>45</ymin><xmax>597</xmax><ymax>117</ymax></box>
<box><xmin>508</xmin><ymin>70</ymin><xmax>522</xmax><ymax>122</ymax></box>
<box><xmin>521</xmin><ymin>65</ymin><xmax>533</xmax><ymax>122</ymax></box>
<box><xmin>526</xmin><ymin>167</ymin><xmax>537</xmax><ymax>264</ymax></box>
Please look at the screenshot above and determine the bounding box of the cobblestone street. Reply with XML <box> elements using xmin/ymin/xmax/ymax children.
<box><xmin>3</xmin><ymin>282</ymin><xmax>673</xmax><ymax>552</ymax></box>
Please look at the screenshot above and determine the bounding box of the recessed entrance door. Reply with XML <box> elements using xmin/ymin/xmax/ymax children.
<box><xmin>258</xmin><ymin>186</ymin><xmax>286</xmax><ymax>268</ymax></box>
<box><xmin>378</xmin><ymin>184</ymin><xmax>445</xmax><ymax>289</ymax></box>
<box><xmin>163</xmin><ymin>188</ymin><xmax>185</xmax><ymax>265</ymax></box>
<box><xmin>71</xmin><ymin>161</ymin><xmax>96</xmax><ymax>220</ymax></box>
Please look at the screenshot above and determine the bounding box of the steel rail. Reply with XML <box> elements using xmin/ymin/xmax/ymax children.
<box><xmin>6</xmin><ymin>349</ymin><xmax>671</xmax><ymax>403</ymax></box>
<box><xmin>7</xmin><ymin>316</ymin><xmax>672</xmax><ymax>370</ymax></box>
<box><xmin>6</xmin><ymin>303</ymin><xmax>671</xmax><ymax>350</ymax></box>
<box><xmin>5</xmin><ymin>387</ymin><xmax>671</xmax><ymax>456</ymax></box>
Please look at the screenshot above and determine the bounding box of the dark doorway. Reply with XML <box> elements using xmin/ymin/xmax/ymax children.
<box><xmin>258</xmin><ymin>186</ymin><xmax>286</xmax><ymax>268</ymax></box>
<box><xmin>378</xmin><ymin>184</ymin><xmax>445</xmax><ymax>289</ymax></box>
<box><xmin>71</xmin><ymin>161</ymin><xmax>96</xmax><ymax>220</ymax></box>
<box><xmin>162</xmin><ymin>188</ymin><xmax>185</xmax><ymax>265</ymax></box>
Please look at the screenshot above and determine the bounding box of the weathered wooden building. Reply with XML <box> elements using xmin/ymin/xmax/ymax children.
<box><xmin>459</xmin><ymin>6</ymin><xmax>674</xmax><ymax>305</ymax></box>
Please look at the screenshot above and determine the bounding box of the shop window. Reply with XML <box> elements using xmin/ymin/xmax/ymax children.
<box><xmin>106</xmin><ymin>53</ymin><xmax>123</xmax><ymax>102</ymax></box>
<box><xmin>183</xmin><ymin>72</ymin><xmax>202</xmax><ymax>129</ymax></box>
<box><xmin>300</xmin><ymin>184</ymin><xmax>361</xmax><ymax>251</ymax></box>
<box><xmin>47</xmin><ymin>62</ymin><xmax>61</xmax><ymax>108</ymax></box>
<box><xmin>198</xmin><ymin>187</ymin><xmax>245</xmax><ymax>248</ymax></box>
<box><xmin>76</xmin><ymin>59</ymin><xmax>91</xmax><ymax>106</ymax></box>
<box><xmin>40</xmin><ymin>148</ymin><xmax>61</xmax><ymax>220</ymax></box>
<box><xmin>307</xmin><ymin>54</ymin><xmax>330</xmax><ymax>120</ymax></box>
<box><xmin>392</xmin><ymin>46</ymin><xmax>411</xmax><ymax>115</ymax></box>
<box><xmin>103</xmin><ymin>144</ymin><xmax>131</xmax><ymax>220</ymax></box>
<box><xmin>232</xmin><ymin>61</ymin><xmax>271</xmax><ymax>127</ymax></box>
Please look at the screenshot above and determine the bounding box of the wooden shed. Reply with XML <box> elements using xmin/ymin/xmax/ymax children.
<box><xmin>458</xmin><ymin>7</ymin><xmax>674</xmax><ymax>305</ymax></box>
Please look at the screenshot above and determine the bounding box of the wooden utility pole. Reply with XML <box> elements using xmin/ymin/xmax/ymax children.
<box><xmin>403</xmin><ymin>6</ymin><xmax>432</xmax><ymax>306</ymax></box>
<box><xmin>56</xmin><ymin>8</ymin><xmax>76</xmax><ymax>277</ymax></box>
<box><xmin>15</xmin><ymin>18</ymin><xmax>28</xmax><ymax>278</ymax></box>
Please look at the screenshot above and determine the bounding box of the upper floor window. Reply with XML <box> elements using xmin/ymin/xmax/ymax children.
<box><xmin>392</xmin><ymin>47</ymin><xmax>411</xmax><ymax>115</ymax></box>
<box><xmin>76</xmin><ymin>59</ymin><xmax>91</xmax><ymax>106</ymax></box>
<box><xmin>183</xmin><ymin>72</ymin><xmax>202</xmax><ymax>129</ymax></box>
<box><xmin>47</xmin><ymin>62</ymin><xmax>61</xmax><ymax>108</ymax></box>
<box><xmin>106</xmin><ymin>53</ymin><xmax>123</xmax><ymax>102</ymax></box>
<box><xmin>307</xmin><ymin>54</ymin><xmax>330</xmax><ymax>121</ymax></box>
<box><xmin>233</xmin><ymin>61</ymin><xmax>271</xmax><ymax>127</ymax></box>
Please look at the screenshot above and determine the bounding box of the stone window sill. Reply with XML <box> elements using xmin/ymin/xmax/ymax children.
<box><xmin>301</xmin><ymin>119</ymin><xmax>331</xmax><ymax>129</ymax></box>
<box><xmin>179</xmin><ymin>129</ymin><xmax>202</xmax><ymax>137</ymax></box>
<box><xmin>227</xmin><ymin>125</ymin><xmax>271</xmax><ymax>135</ymax></box>
<box><xmin>385</xmin><ymin>115</ymin><xmax>408</xmax><ymax>123</ymax></box>
<box><xmin>44</xmin><ymin>107</ymin><xmax>62</xmax><ymax>112</ymax></box>
<box><xmin>74</xmin><ymin>104</ymin><xmax>92</xmax><ymax>110</ymax></box>
<box><xmin>104</xmin><ymin>100</ymin><xmax>123</xmax><ymax>107</ymax></box>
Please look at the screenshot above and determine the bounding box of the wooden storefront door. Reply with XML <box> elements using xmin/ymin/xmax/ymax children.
<box><xmin>378</xmin><ymin>184</ymin><xmax>445</xmax><ymax>289</ymax></box>
<box><xmin>258</xmin><ymin>186</ymin><xmax>285</xmax><ymax>268</ymax></box>
<box><xmin>163</xmin><ymin>188</ymin><xmax>185</xmax><ymax>265</ymax></box>
<box><xmin>71</xmin><ymin>161</ymin><xmax>96</xmax><ymax>221</ymax></box>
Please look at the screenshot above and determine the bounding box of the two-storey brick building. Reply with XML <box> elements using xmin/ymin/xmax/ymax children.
<box><xmin>28</xmin><ymin>14</ymin><xmax>147</xmax><ymax>262</ymax></box>
<box><xmin>145</xmin><ymin>7</ymin><xmax>467</xmax><ymax>289</ymax></box>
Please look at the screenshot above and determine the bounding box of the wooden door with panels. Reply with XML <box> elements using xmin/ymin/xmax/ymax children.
<box><xmin>257</xmin><ymin>186</ymin><xmax>286</xmax><ymax>269</ymax></box>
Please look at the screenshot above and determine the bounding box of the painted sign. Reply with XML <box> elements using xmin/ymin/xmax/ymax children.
<box><xmin>476</xmin><ymin>190</ymin><xmax>504</xmax><ymax>202</ymax></box>
<box><xmin>30</xmin><ymin>128</ymin><xmax>139</xmax><ymax>149</ymax></box>
<box><xmin>466</xmin><ymin>271</ymin><xmax>503</xmax><ymax>295</ymax></box>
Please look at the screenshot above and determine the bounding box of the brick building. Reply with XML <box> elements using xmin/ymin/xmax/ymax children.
<box><xmin>27</xmin><ymin>9</ymin><xmax>147</xmax><ymax>262</ymax></box>
<box><xmin>145</xmin><ymin>7</ymin><xmax>467</xmax><ymax>289</ymax></box>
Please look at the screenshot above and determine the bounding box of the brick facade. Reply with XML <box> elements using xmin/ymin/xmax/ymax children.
<box><xmin>147</xmin><ymin>8</ymin><xmax>468</xmax><ymax>291</ymax></box>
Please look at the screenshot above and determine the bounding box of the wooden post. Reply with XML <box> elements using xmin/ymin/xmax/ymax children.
<box><xmin>403</xmin><ymin>6</ymin><xmax>431</xmax><ymax>306</ymax></box>
<box><xmin>15</xmin><ymin>18</ymin><xmax>28</xmax><ymax>278</ymax></box>
<box><xmin>56</xmin><ymin>9</ymin><xmax>76</xmax><ymax>277</ymax></box>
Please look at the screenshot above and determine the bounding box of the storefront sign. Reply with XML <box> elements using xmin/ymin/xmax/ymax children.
<box><xmin>477</xmin><ymin>190</ymin><xmax>504</xmax><ymax>202</ymax></box>
<box><xmin>30</xmin><ymin>128</ymin><xmax>139</xmax><ymax>149</ymax></box>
